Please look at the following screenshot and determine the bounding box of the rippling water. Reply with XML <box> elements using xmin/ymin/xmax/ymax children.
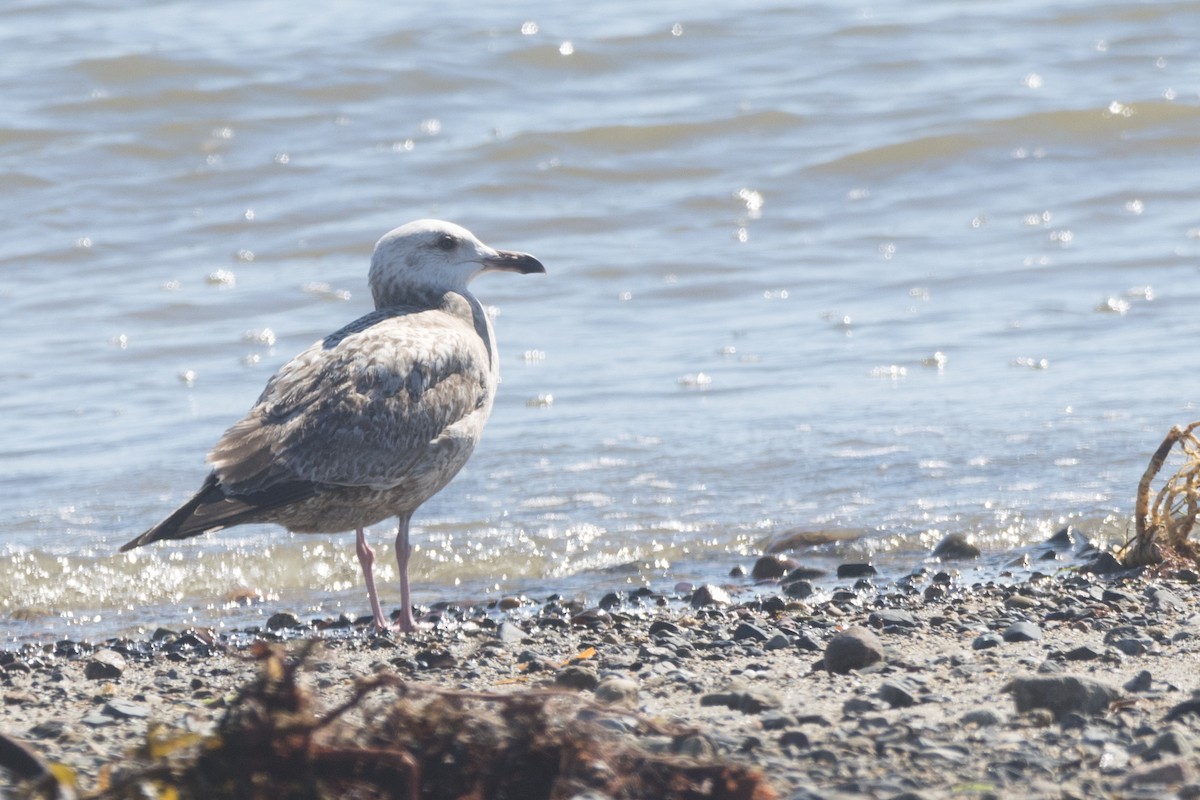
<box><xmin>3</xmin><ymin>1</ymin><xmax>1200</xmax><ymax>642</ymax></box>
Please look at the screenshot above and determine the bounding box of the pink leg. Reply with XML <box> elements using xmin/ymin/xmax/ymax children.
<box><xmin>394</xmin><ymin>513</ymin><xmax>417</xmax><ymax>632</ymax></box>
<box><xmin>355</xmin><ymin>527</ymin><xmax>388</xmax><ymax>629</ymax></box>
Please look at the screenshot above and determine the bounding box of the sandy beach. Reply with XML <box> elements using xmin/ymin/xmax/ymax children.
<box><xmin>4</xmin><ymin>548</ymin><xmax>1200</xmax><ymax>799</ymax></box>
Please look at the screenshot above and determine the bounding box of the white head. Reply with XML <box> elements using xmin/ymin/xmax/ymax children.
<box><xmin>368</xmin><ymin>219</ymin><xmax>545</xmax><ymax>308</ymax></box>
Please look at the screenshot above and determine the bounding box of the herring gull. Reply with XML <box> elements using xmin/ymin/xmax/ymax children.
<box><xmin>121</xmin><ymin>219</ymin><xmax>546</xmax><ymax>632</ymax></box>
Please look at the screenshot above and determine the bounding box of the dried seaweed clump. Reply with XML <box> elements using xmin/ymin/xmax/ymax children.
<box><xmin>1123</xmin><ymin>421</ymin><xmax>1200</xmax><ymax>568</ymax></box>
<box><xmin>14</xmin><ymin>642</ymin><xmax>774</xmax><ymax>800</ymax></box>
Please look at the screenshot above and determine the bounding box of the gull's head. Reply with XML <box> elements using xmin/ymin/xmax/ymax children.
<box><xmin>368</xmin><ymin>219</ymin><xmax>545</xmax><ymax>307</ymax></box>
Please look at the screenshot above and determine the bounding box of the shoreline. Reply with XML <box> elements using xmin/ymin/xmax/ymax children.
<box><xmin>4</xmin><ymin>555</ymin><xmax>1200</xmax><ymax>799</ymax></box>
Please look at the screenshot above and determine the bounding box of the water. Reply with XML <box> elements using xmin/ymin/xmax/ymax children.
<box><xmin>3</xmin><ymin>0</ymin><xmax>1199</xmax><ymax>642</ymax></box>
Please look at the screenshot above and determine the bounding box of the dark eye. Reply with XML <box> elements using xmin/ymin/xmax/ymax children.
<box><xmin>436</xmin><ymin>233</ymin><xmax>457</xmax><ymax>251</ymax></box>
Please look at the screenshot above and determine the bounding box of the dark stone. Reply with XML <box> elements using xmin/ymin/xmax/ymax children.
<box><xmin>972</xmin><ymin>633</ymin><xmax>1003</xmax><ymax>650</ymax></box>
<box><xmin>1006</xmin><ymin>674</ymin><xmax>1122</xmax><ymax>720</ymax></box>
<box><xmin>84</xmin><ymin>649</ymin><xmax>126</xmax><ymax>681</ymax></box>
<box><xmin>784</xmin><ymin>580</ymin><xmax>814</xmax><ymax>599</ymax></box>
<box><xmin>1146</xmin><ymin>729</ymin><xmax>1193</xmax><ymax>760</ymax></box>
<box><xmin>733</xmin><ymin>622</ymin><xmax>770</xmax><ymax>643</ymax></box>
<box><xmin>594</xmin><ymin>675</ymin><xmax>639</xmax><ymax>707</ymax></box>
<box><xmin>1002</xmin><ymin>621</ymin><xmax>1042</xmax><ymax>643</ymax></box>
<box><xmin>700</xmin><ymin>682</ymin><xmax>781</xmax><ymax>714</ymax></box>
<box><xmin>571</xmin><ymin>608</ymin><xmax>611</xmax><ymax>629</ymax></box>
<box><xmin>649</xmin><ymin>619</ymin><xmax>683</xmax><ymax>637</ymax></box>
<box><xmin>868</xmin><ymin>609</ymin><xmax>918</xmax><ymax>629</ymax></box>
<box><xmin>690</xmin><ymin>584</ymin><xmax>732</xmax><ymax>608</ymax></box>
<box><xmin>103</xmin><ymin>699</ymin><xmax>150</xmax><ymax>719</ymax></box>
<box><xmin>1084</xmin><ymin>552</ymin><xmax>1125</xmax><ymax>575</ymax></box>
<box><xmin>751</xmin><ymin>555</ymin><xmax>793</xmax><ymax>580</ymax></box>
<box><xmin>1124</xmin><ymin>670</ymin><xmax>1153</xmax><ymax>693</ymax></box>
<box><xmin>824</xmin><ymin>626</ymin><xmax>885</xmax><ymax>674</ymax></box>
<box><xmin>1004</xmin><ymin>594</ymin><xmax>1040</xmax><ymax>610</ymax></box>
<box><xmin>784</xmin><ymin>566</ymin><xmax>828</xmax><ymax>581</ymax></box>
<box><xmin>764</xmin><ymin>634</ymin><xmax>791</xmax><ymax>651</ymax></box>
<box><xmin>265</xmin><ymin>612</ymin><xmax>301</xmax><ymax>630</ymax></box>
<box><xmin>932</xmin><ymin>532</ymin><xmax>981</xmax><ymax>560</ymax></box>
<box><xmin>961</xmin><ymin>709</ymin><xmax>1001</xmax><ymax>727</ymax></box>
<box><xmin>1065</xmin><ymin>645</ymin><xmax>1103</xmax><ymax>662</ymax></box>
<box><xmin>598</xmin><ymin>592</ymin><xmax>621</xmax><ymax>610</ymax></box>
<box><xmin>555</xmin><ymin>665</ymin><xmax>600</xmax><ymax>691</ymax></box>
<box><xmin>1149</xmin><ymin>587</ymin><xmax>1185</xmax><ymax>611</ymax></box>
<box><xmin>878</xmin><ymin>680</ymin><xmax>918</xmax><ymax>708</ymax></box>
<box><xmin>1046</xmin><ymin>525</ymin><xmax>1082</xmax><ymax>547</ymax></box>
<box><xmin>795</xmin><ymin>632</ymin><xmax>822</xmax><ymax>652</ymax></box>
<box><xmin>779</xmin><ymin>730</ymin><xmax>811</xmax><ymax>750</ymax></box>
<box><xmin>836</xmin><ymin>563</ymin><xmax>877</xmax><ymax>578</ymax></box>
<box><xmin>1112</xmin><ymin>638</ymin><xmax>1149</xmax><ymax>656</ymax></box>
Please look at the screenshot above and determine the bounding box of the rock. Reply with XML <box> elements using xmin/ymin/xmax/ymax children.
<box><xmin>1123</xmin><ymin>760</ymin><xmax>1194</xmax><ymax>791</ymax></box>
<box><xmin>593</xmin><ymin>675</ymin><xmax>639</xmax><ymax>708</ymax></box>
<box><xmin>103</xmin><ymin>699</ymin><xmax>151</xmax><ymax>719</ymax></box>
<box><xmin>700</xmin><ymin>681</ymin><xmax>782</xmax><ymax>714</ymax></box>
<box><xmin>1146</xmin><ymin>728</ymin><xmax>1194</xmax><ymax>760</ymax></box>
<box><xmin>1002</xmin><ymin>621</ymin><xmax>1042</xmax><ymax>642</ymax></box>
<box><xmin>733</xmin><ymin>622</ymin><xmax>770</xmax><ymax>643</ymax></box>
<box><xmin>1046</xmin><ymin>525</ymin><xmax>1082</xmax><ymax>547</ymax></box>
<box><xmin>1124</xmin><ymin>670</ymin><xmax>1153</xmax><ymax>693</ymax></box>
<box><xmin>265</xmin><ymin>611</ymin><xmax>301</xmax><ymax>630</ymax></box>
<box><xmin>555</xmin><ymin>665</ymin><xmax>599</xmax><ymax>691</ymax></box>
<box><xmin>497</xmin><ymin>621</ymin><xmax>526</xmax><ymax>645</ymax></box>
<box><xmin>779</xmin><ymin>730</ymin><xmax>811</xmax><ymax>750</ymax></box>
<box><xmin>961</xmin><ymin>709</ymin><xmax>1001</xmax><ymax>727</ymax></box>
<box><xmin>1064</xmin><ymin>645</ymin><xmax>1103</xmax><ymax>661</ymax></box>
<box><xmin>972</xmin><ymin>633</ymin><xmax>1003</xmax><ymax>650</ymax></box>
<box><xmin>1004</xmin><ymin>594</ymin><xmax>1040</xmax><ymax>610</ymax></box>
<box><xmin>784</xmin><ymin>580</ymin><xmax>814</xmax><ymax>599</ymax></box>
<box><xmin>878</xmin><ymin>680</ymin><xmax>917</xmax><ymax>708</ymax></box>
<box><xmin>1149</xmin><ymin>587</ymin><xmax>1185</xmax><ymax>612</ymax></box>
<box><xmin>690</xmin><ymin>584</ymin><xmax>732</xmax><ymax>608</ymax></box>
<box><xmin>836</xmin><ymin>563</ymin><xmax>877</xmax><ymax>578</ymax></box>
<box><xmin>764</xmin><ymin>634</ymin><xmax>791</xmax><ymax>651</ymax></box>
<box><xmin>868</xmin><ymin>609</ymin><xmax>917</xmax><ymax>629</ymax></box>
<box><xmin>824</xmin><ymin>626</ymin><xmax>885</xmax><ymax>674</ymax></box>
<box><xmin>932</xmin><ymin>532</ymin><xmax>980</xmax><ymax>560</ymax></box>
<box><xmin>1084</xmin><ymin>552</ymin><xmax>1125</xmax><ymax>575</ymax></box>
<box><xmin>750</xmin><ymin>555</ymin><xmax>793</xmax><ymax>580</ymax></box>
<box><xmin>84</xmin><ymin>649</ymin><xmax>126</xmax><ymax>680</ymax></box>
<box><xmin>1005</xmin><ymin>674</ymin><xmax>1122</xmax><ymax>720</ymax></box>
<box><xmin>1112</xmin><ymin>638</ymin><xmax>1149</xmax><ymax>656</ymax></box>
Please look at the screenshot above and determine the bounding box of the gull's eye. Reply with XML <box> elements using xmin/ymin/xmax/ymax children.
<box><xmin>436</xmin><ymin>233</ymin><xmax>457</xmax><ymax>252</ymax></box>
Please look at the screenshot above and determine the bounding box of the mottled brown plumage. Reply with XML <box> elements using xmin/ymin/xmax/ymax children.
<box><xmin>122</xmin><ymin>220</ymin><xmax>545</xmax><ymax>631</ymax></box>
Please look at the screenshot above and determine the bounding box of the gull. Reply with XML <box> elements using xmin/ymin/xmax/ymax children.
<box><xmin>121</xmin><ymin>219</ymin><xmax>545</xmax><ymax>632</ymax></box>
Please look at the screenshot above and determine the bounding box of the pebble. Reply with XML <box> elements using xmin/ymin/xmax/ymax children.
<box><xmin>555</xmin><ymin>665</ymin><xmax>600</xmax><ymax>691</ymax></box>
<box><xmin>751</xmin><ymin>555</ymin><xmax>793</xmax><ymax>580</ymax></box>
<box><xmin>265</xmin><ymin>611</ymin><xmax>301</xmax><ymax>630</ymax></box>
<box><xmin>868</xmin><ymin>609</ymin><xmax>917</xmax><ymax>629</ymax></box>
<box><xmin>1006</xmin><ymin>674</ymin><xmax>1122</xmax><ymax>720</ymax></box>
<box><xmin>972</xmin><ymin>633</ymin><xmax>1003</xmax><ymax>651</ymax></box>
<box><xmin>733</xmin><ymin>622</ymin><xmax>770</xmax><ymax>643</ymax></box>
<box><xmin>700</xmin><ymin>681</ymin><xmax>782</xmax><ymax>714</ymax></box>
<box><xmin>84</xmin><ymin>649</ymin><xmax>126</xmax><ymax>680</ymax></box>
<box><xmin>877</xmin><ymin>680</ymin><xmax>917</xmax><ymax>708</ymax></box>
<box><xmin>1002</xmin><ymin>621</ymin><xmax>1042</xmax><ymax>643</ymax></box>
<box><xmin>593</xmin><ymin>675</ymin><xmax>639</xmax><ymax>708</ymax></box>
<box><xmin>497</xmin><ymin>621</ymin><xmax>526</xmax><ymax>645</ymax></box>
<box><xmin>836</xmin><ymin>563</ymin><xmax>877</xmax><ymax>578</ymax></box>
<box><xmin>823</xmin><ymin>626</ymin><xmax>885</xmax><ymax>674</ymax></box>
<box><xmin>932</xmin><ymin>532</ymin><xmax>981</xmax><ymax>560</ymax></box>
<box><xmin>690</xmin><ymin>584</ymin><xmax>732</xmax><ymax>608</ymax></box>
